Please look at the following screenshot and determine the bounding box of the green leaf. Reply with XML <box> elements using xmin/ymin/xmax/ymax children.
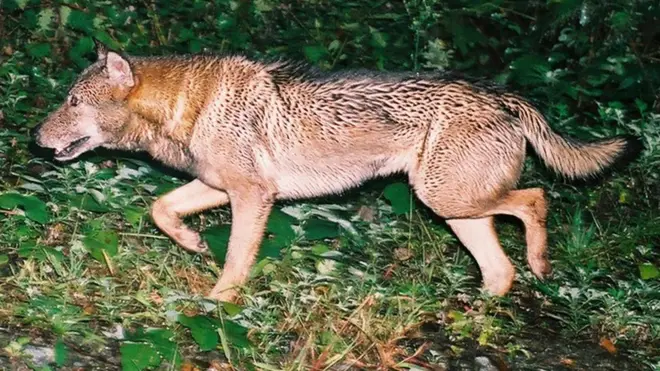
<box><xmin>258</xmin><ymin>239</ymin><xmax>284</xmax><ymax>260</ymax></box>
<box><xmin>216</xmin><ymin>319</ymin><xmax>251</xmax><ymax>350</ymax></box>
<box><xmin>303</xmin><ymin>218</ymin><xmax>340</xmax><ymax>240</ymax></box>
<box><xmin>69</xmin><ymin>37</ymin><xmax>94</xmax><ymax>68</ymax></box>
<box><xmin>123</xmin><ymin>205</ymin><xmax>145</xmax><ymax>227</ymax></box>
<box><xmin>266</xmin><ymin>208</ymin><xmax>298</xmax><ymax>240</ymax></box>
<box><xmin>203</xmin><ymin>225</ymin><xmax>231</xmax><ymax>264</ymax></box>
<box><xmin>369</xmin><ymin>27</ymin><xmax>388</xmax><ymax>49</ymax></box>
<box><xmin>639</xmin><ymin>263</ymin><xmax>659</xmax><ymax>280</ymax></box>
<box><xmin>120</xmin><ymin>342</ymin><xmax>161</xmax><ymax>371</ymax></box>
<box><xmin>123</xmin><ymin>328</ymin><xmax>180</xmax><ymax>368</ymax></box>
<box><xmin>205</xmin><ymin>209</ymin><xmax>297</xmax><ymax>263</ymax></box>
<box><xmin>14</xmin><ymin>0</ymin><xmax>28</xmax><ymax>10</ymax></box>
<box><xmin>70</xmin><ymin>194</ymin><xmax>111</xmax><ymax>212</ymax></box>
<box><xmin>222</xmin><ymin>302</ymin><xmax>243</xmax><ymax>317</ymax></box>
<box><xmin>178</xmin><ymin>315</ymin><xmax>219</xmax><ymax>351</ymax></box>
<box><xmin>383</xmin><ymin>182</ymin><xmax>414</xmax><ymax>216</ymax></box>
<box><xmin>83</xmin><ymin>230</ymin><xmax>119</xmax><ymax>262</ymax></box>
<box><xmin>67</xmin><ymin>9</ymin><xmax>94</xmax><ymax>32</ymax></box>
<box><xmin>18</xmin><ymin>244</ymin><xmax>65</xmax><ymax>263</ymax></box>
<box><xmin>303</xmin><ymin>45</ymin><xmax>328</xmax><ymax>63</ymax></box>
<box><xmin>37</xmin><ymin>8</ymin><xmax>55</xmax><ymax>32</ymax></box>
<box><xmin>0</xmin><ymin>192</ymin><xmax>50</xmax><ymax>224</ymax></box>
<box><xmin>54</xmin><ymin>339</ymin><xmax>68</xmax><ymax>367</ymax></box>
<box><xmin>257</xmin><ymin>208</ymin><xmax>298</xmax><ymax>260</ymax></box>
<box><xmin>0</xmin><ymin>255</ymin><xmax>8</xmax><ymax>266</ymax></box>
<box><xmin>26</xmin><ymin>43</ymin><xmax>51</xmax><ymax>58</ymax></box>
<box><xmin>311</xmin><ymin>244</ymin><xmax>330</xmax><ymax>256</ymax></box>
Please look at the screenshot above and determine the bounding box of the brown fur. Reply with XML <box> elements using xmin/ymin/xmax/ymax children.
<box><xmin>34</xmin><ymin>40</ymin><xmax>637</xmax><ymax>302</ymax></box>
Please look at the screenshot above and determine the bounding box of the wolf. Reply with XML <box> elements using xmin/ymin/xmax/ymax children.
<box><xmin>34</xmin><ymin>39</ymin><xmax>639</xmax><ymax>302</ymax></box>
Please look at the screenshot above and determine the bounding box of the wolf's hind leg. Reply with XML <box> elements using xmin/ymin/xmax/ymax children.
<box><xmin>477</xmin><ymin>188</ymin><xmax>551</xmax><ymax>279</ymax></box>
<box><xmin>151</xmin><ymin>179</ymin><xmax>229</xmax><ymax>253</ymax></box>
<box><xmin>445</xmin><ymin>217</ymin><xmax>516</xmax><ymax>295</ymax></box>
<box><xmin>411</xmin><ymin>114</ymin><xmax>551</xmax><ymax>295</ymax></box>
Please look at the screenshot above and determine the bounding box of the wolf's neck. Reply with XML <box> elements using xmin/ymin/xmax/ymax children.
<box><xmin>111</xmin><ymin>113</ymin><xmax>195</xmax><ymax>172</ymax></box>
<box><xmin>123</xmin><ymin>57</ymin><xmax>218</xmax><ymax>143</ymax></box>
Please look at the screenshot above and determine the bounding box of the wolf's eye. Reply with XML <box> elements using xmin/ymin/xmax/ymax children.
<box><xmin>69</xmin><ymin>95</ymin><xmax>80</xmax><ymax>107</ymax></box>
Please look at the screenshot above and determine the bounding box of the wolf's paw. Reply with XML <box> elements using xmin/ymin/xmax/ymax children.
<box><xmin>173</xmin><ymin>228</ymin><xmax>208</xmax><ymax>254</ymax></box>
<box><xmin>529</xmin><ymin>254</ymin><xmax>552</xmax><ymax>279</ymax></box>
<box><xmin>482</xmin><ymin>264</ymin><xmax>516</xmax><ymax>296</ymax></box>
<box><xmin>206</xmin><ymin>286</ymin><xmax>238</xmax><ymax>303</ymax></box>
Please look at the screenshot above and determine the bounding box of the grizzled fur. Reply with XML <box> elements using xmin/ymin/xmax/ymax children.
<box><xmin>34</xmin><ymin>39</ymin><xmax>639</xmax><ymax>302</ymax></box>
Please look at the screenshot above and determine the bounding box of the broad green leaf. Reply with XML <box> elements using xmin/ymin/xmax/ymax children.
<box><xmin>83</xmin><ymin>230</ymin><xmax>119</xmax><ymax>262</ymax></box>
<box><xmin>303</xmin><ymin>218</ymin><xmax>340</xmax><ymax>240</ymax></box>
<box><xmin>267</xmin><ymin>208</ymin><xmax>298</xmax><ymax>239</ymax></box>
<box><xmin>178</xmin><ymin>315</ymin><xmax>219</xmax><ymax>351</ymax></box>
<box><xmin>123</xmin><ymin>205</ymin><xmax>145</xmax><ymax>227</ymax></box>
<box><xmin>0</xmin><ymin>192</ymin><xmax>50</xmax><ymax>224</ymax></box>
<box><xmin>189</xmin><ymin>40</ymin><xmax>202</xmax><ymax>54</ymax></box>
<box><xmin>303</xmin><ymin>45</ymin><xmax>328</xmax><ymax>63</ymax></box>
<box><xmin>639</xmin><ymin>263</ymin><xmax>659</xmax><ymax>280</ymax></box>
<box><xmin>214</xmin><ymin>319</ymin><xmax>251</xmax><ymax>350</ymax></box>
<box><xmin>59</xmin><ymin>6</ymin><xmax>71</xmax><ymax>26</ymax></box>
<box><xmin>54</xmin><ymin>338</ymin><xmax>68</xmax><ymax>367</ymax></box>
<box><xmin>70</xmin><ymin>194</ymin><xmax>111</xmax><ymax>212</ymax></box>
<box><xmin>15</xmin><ymin>0</ymin><xmax>28</xmax><ymax>10</ymax></box>
<box><xmin>0</xmin><ymin>255</ymin><xmax>8</xmax><ymax>266</ymax></box>
<box><xmin>67</xmin><ymin>9</ymin><xmax>94</xmax><ymax>32</ymax></box>
<box><xmin>18</xmin><ymin>244</ymin><xmax>65</xmax><ymax>263</ymax></box>
<box><xmin>69</xmin><ymin>37</ymin><xmax>94</xmax><ymax>68</ymax></box>
<box><xmin>205</xmin><ymin>209</ymin><xmax>296</xmax><ymax>263</ymax></box>
<box><xmin>258</xmin><ymin>239</ymin><xmax>284</xmax><ymax>260</ymax></box>
<box><xmin>370</xmin><ymin>27</ymin><xmax>388</xmax><ymax>48</ymax></box>
<box><xmin>203</xmin><ymin>225</ymin><xmax>231</xmax><ymax>264</ymax></box>
<box><xmin>383</xmin><ymin>182</ymin><xmax>414</xmax><ymax>216</ymax></box>
<box><xmin>257</xmin><ymin>208</ymin><xmax>298</xmax><ymax>260</ymax></box>
<box><xmin>120</xmin><ymin>342</ymin><xmax>161</xmax><ymax>371</ymax></box>
<box><xmin>123</xmin><ymin>328</ymin><xmax>180</xmax><ymax>368</ymax></box>
<box><xmin>26</xmin><ymin>43</ymin><xmax>51</xmax><ymax>58</ymax></box>
<box><xmin>311</xmin><ymin>244</ymin><xmax>330</xmax><ymax>256</ymax></box>
<box><xmin>37</xmin><ymin>8</ymin><xmax>55</xmax><ymax>32</ymax></box>
<box><xmin>222</xmin><ymin>302</ymin><xmax>243</xmax><ymax>317</ymax></box>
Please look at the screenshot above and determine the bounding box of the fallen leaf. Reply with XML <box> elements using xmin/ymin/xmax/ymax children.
<box><xmin>394</xmin><ymin>247</ymin><xmax>413</xmax><ymax>261</ymax></box>
<box><xmin>357</xmin><ymin>205</ymin><xmax>375</xmax><ymax>222</ymax></box>
<box><xmin>560</xmin><ymin>358</ymin><xmax>575</xmax><ymax>366</ymax></box>
<box><xmin>599</xmin><ymin>337</ymin><xmax>617</xmax><ymax>354</ymax></box>
<box><xmin>180</xmin><ymin>362</ymin><xmax>199</xmax><ymax>371</ymax></box>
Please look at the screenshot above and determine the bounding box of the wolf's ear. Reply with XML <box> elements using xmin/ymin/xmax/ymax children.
<box><xmin>93</xmin><ymin>38</ymin><xmax>108</xmax><ymax>60</ymax></box>
<box><xmin>105</xmin><ymin>51</ymin><xmax>135</xmax><ymax>87</ymax></box>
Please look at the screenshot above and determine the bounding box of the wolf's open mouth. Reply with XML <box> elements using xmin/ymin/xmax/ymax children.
<box><xmin>55</xmin><ymin>136</ymin><xmax>90</xmax><ymax>159</ymax></box>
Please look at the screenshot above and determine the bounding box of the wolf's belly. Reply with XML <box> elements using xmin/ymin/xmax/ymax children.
<box><xmin>256</xmin><ymin>150</ymin><xmax>417</xmax><ymax>200</ymax></box>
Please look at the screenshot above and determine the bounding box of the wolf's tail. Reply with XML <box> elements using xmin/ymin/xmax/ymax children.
<box><xmin>500</xmin><ymin>96</ymin><xmax>640</xmax><ymax>179</ymax></box>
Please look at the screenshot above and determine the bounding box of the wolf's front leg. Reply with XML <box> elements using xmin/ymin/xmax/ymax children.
<box><xmin>207</xmin><ymin>187</ymin><xmax>274</xmax><ymax>303</ymax></box>
<box><xmin>151</xmin><ymin>179</ymin><xmax>229</xmax><ymax>253</ymax></box>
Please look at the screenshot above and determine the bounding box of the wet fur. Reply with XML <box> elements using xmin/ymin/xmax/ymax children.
<box><xmin>34</xmin><ymin>42</ymin><xmax>639</xmax><ymax>302</ymax></box>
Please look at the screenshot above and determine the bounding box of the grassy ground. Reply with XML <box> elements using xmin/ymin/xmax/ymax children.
<box><xmin>1</xmin><ymin>107</ymin><xmax>659</xmax><ymax>370</ymax></box>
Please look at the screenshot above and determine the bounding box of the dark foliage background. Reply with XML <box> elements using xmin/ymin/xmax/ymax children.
<box><xmin>0</xmin><ymin>1</ymin><xmax>659</xmax><ymax>370</ymax></box>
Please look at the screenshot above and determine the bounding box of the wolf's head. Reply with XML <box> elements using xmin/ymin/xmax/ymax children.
<box><xmin>34</xmin><ymin>39</ymin><xmax>135</xmax><ymax>161</ymax></box>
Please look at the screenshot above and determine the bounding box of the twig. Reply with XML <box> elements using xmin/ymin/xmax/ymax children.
<box><xmin>120</xmin><ymin>232</ymin><xmax>169</xmax><ymax>239</ymax></box>
<box><xmin>0</xmin><ymin>209</ymin><xmax>21</xmax><ymax>216</ymax></box>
